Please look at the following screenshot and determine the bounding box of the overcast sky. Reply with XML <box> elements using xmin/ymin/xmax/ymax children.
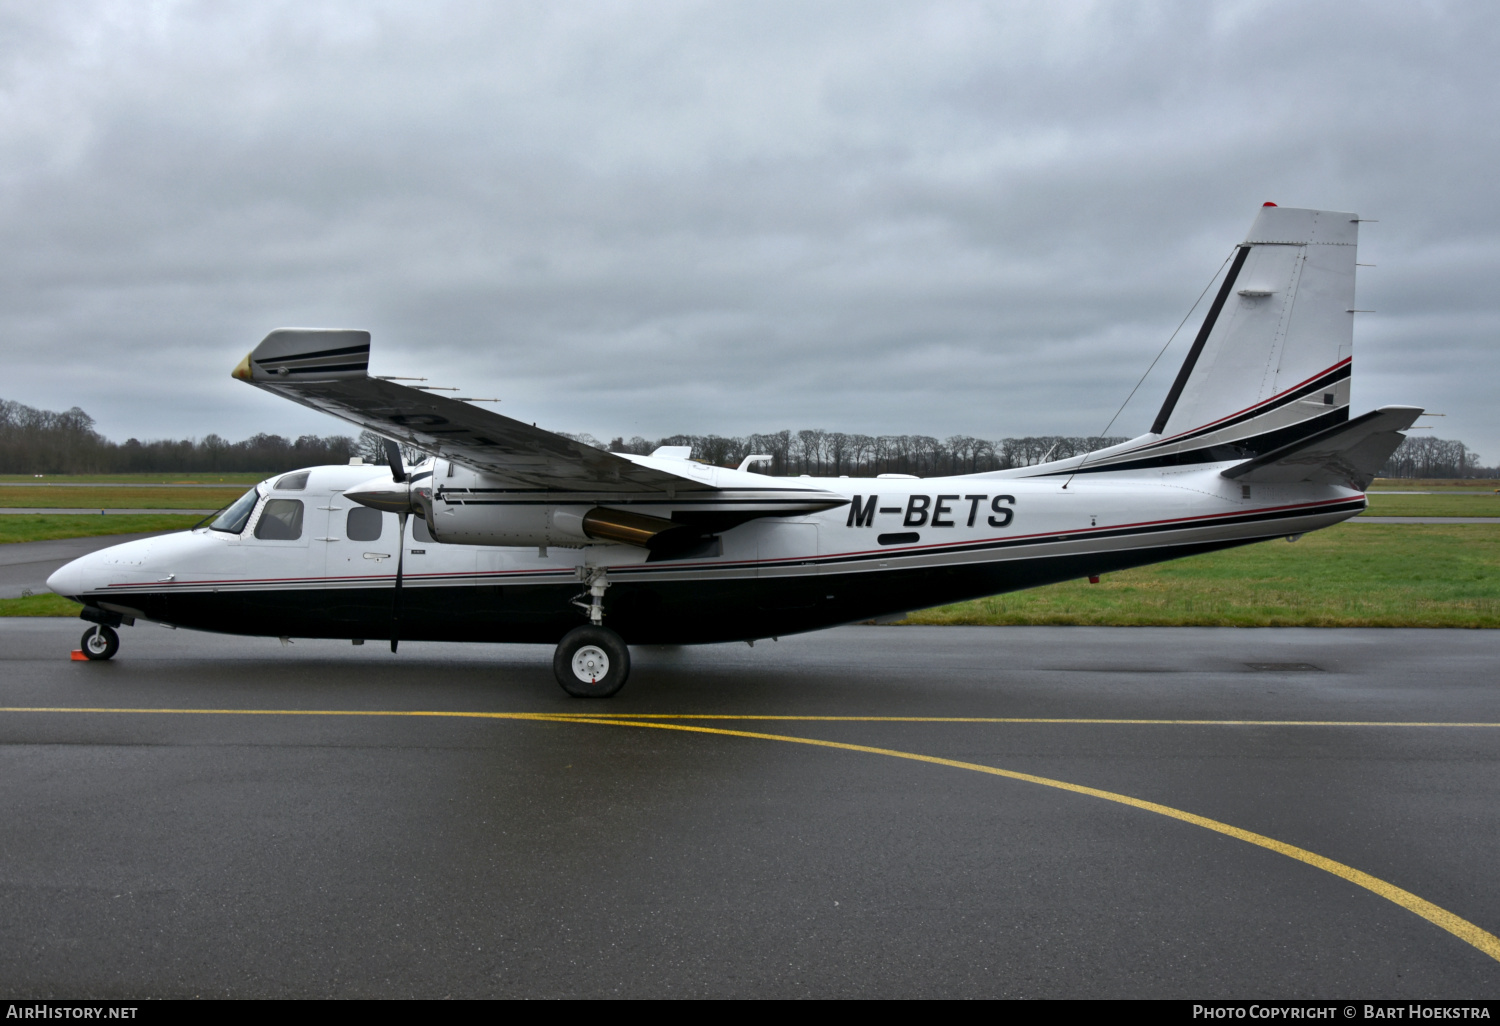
<box><xmin>3</xmin><ymin>1</ymin><xmax>1496</xmax><ymax>458</ymax></box>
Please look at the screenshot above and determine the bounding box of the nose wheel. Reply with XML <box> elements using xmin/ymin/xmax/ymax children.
<box><xmin>81</xmin><ymin>625</ymin><xmax>119</xmax><ymax>661</ymax></box>
<box><xmin>553</xmin><ymin>625</ymin><xmax>630</xmax><ymax>698</ymax></box>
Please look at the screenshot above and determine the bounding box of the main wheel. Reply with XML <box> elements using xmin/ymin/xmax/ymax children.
<box><xmin>81</xmin><ymin>624</ymin><xmax>119</xmax><ymax>661</ymax></box>
<box><xmin>553</xmin><ymin>625</ymin><xmax>630</xmax><ymax>698</ymax></box>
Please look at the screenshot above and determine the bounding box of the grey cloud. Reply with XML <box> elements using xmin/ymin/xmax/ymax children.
<box><xmin>2</xmin><ymin>1</ymin><xmax>1497</xmax><ymax>458</ymax></box>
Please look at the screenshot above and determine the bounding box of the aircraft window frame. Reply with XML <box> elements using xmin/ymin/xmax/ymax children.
<box><xmin>254</xmin><ymin>498</ymin><xmax>305</xmax><ymax>541</ymax></box>
<box><xmin>275</xmin><ymin>471</ymin><xmax>311</xmax><ymax>491</ymax></box>
<box><xmin>346</xmin><ymin>506</ymin><xmax>385</xmax><ymax>542</ymax></box>
<box><xmin>208</xmin><ymin>486</ymin><xmax>263</xmax><ymax>535</ymax></box>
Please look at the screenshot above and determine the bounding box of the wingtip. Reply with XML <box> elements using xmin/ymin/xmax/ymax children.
<box><xmin>231</xmin><ymin>353</ymin><xmax>253</xmax><ymax>382</ymax></box>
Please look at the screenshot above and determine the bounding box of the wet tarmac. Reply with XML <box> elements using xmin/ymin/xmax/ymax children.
<box><xmin>1</xmin><ymin>621</ymin><xmax>1497</xmax><ymax>998</ymax></box>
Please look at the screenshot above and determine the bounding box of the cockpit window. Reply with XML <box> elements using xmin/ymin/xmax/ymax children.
<box><xmin>209</xmin><ymin>488</ymin><xmax>260</xmax><ymax>534</ymax></box>
<box><xmin>275</xmin><ymin>471</ymin><xmax>310</xmax><ymax>491</ymax></box>
<box><xmin>254</xmin><ymin>499</ymin><xmax>305</xmax><ymax>540</ymax></box>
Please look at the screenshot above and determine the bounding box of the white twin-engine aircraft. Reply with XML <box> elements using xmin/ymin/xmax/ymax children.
<box><xmin>50</xmin><ymin>204</ymin><xmax>1419</xmax><ymax>696</ymax></box>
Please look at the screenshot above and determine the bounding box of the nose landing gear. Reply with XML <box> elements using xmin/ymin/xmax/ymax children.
<box><xmin>80</xmin><ymin>624</ymin><xmax>119</xmax><ymax>661</ymax></box>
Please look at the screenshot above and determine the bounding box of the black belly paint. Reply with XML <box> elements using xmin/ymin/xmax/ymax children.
<box><xmin>80</xmin><ymin>533</ymin><xmax>1259</xmax><ymax>647</ymax></box>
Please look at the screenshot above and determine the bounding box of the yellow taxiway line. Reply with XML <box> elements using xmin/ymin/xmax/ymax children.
<box><xmin>2</xmin><ymin>704</ymin><xmax>1498</xmax><ymax>963</ymax></box>
<box><xmin>4</xmin><ymin>708</ymin><xmax>1500</xmax><ymax>727</ymax></box>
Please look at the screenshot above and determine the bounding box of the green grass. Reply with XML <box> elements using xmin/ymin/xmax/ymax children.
<box><xmin>1361</xmin><ymin>493</ymin><xmax>1500</xmax><ymax>517</ymax></box>
<box><xmin>902</xmin><ymin>523</ymin><xmax>1500</xmax><ymax>628</ymax></box>
<box><xmin>0</xmin><ymin>473</ymin><xmax>267</xmax><ymax>484</ymax></box>
<box><xmin>1369</xmin><ymin>478</ymin><xmax>1500</xmax><ymax>492</ymax></box>
<box><xmin>0</xmin><ymin>593</ymin><xmax>83</xmax><ymax>617</ymax></box>
<box><xmin>0</xmin><ymin>514</ymin><xmax>203</xmax><ymax>545</ymax></box>
<box><xmin>0</xmin><ymin>486</ymin><xmax>242</xmax><ymax>509</ymax></box>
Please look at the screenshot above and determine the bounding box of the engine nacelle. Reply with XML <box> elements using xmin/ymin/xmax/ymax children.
<box><xmin>431</xmin><ymin>501</ymin><xmax>591</xmax><ymax>548</ymax></box>
<box><xmin>430</xmin><ymin>498</ymin><xmax>683</xmax><ymax>549</ymax></box>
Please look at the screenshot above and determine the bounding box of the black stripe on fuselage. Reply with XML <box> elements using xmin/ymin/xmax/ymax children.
<box><xmin>1133</xmin><ymin>361</ymin><xmax>1350</xmax><ymax>452</ymax></box>
<box><xmin>1039</xmin><ymin>404</ymin><xmax>1351</xmax><ymax>477</ymax></box>
<box><xmin>800</xmin><ymin>497</ymin><xmax>1365</xmax><ymax>570</ymax></box>
<box><xmin>1047</xmin><ymin>360</ymin><xmax>1351</xmax><ymax>478</ymax></box>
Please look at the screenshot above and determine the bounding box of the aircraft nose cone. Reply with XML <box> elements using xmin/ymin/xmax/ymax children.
<box><xmin>47</xmin><ymin>556</ymin><xmax>90</xmax><ymax>598</ymax></box>
<box><xmin>344</xmin><ymin>475</ymin><xmax>413</xmax><ymax>514</ymax></box>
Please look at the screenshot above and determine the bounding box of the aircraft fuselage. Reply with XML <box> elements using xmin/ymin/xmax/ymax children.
<box><xmin>48</xmin><ymin>461</ymin><xmax>1363</xmax><ymax>646</ymax></box>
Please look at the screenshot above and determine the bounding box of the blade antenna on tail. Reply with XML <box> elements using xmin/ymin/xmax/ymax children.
<box><xmin>1062</xmin><ymin>247</ymin><xmax>1236</xmax><ymax>489</ymax></box>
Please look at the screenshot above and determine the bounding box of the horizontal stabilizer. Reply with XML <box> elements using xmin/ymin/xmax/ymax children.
<box><xmin>1221</xmin><ymin>406</ymin><xmax>1423</xmax><ymax>490</ymax></box>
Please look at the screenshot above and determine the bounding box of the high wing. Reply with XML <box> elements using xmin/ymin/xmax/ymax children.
<box><xmin>232</xmin><ymin>328</ymin><xmax>842</xmax><ymax>514</ymax></box>
<box><xmin>1221</xmin><ymin>405</ymin><xmax>1423</xmax><ymax>490</ymax></box>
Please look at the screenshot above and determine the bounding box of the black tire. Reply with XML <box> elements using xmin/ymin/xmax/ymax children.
<box><xmin>553</xmin><ymin>625</ymin><xmax>630</xmax><ymax>698</ymax></box>
<box><xmin>81</xmin><ymin>624</ymin><xmax>119</xmax><ymax>661</ymax></box>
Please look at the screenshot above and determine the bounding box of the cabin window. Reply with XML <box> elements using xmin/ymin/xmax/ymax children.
<box><xmin>346</xmin><ymin>506</ymin><xmax>385</xmax><ymax>542</ymax></box>
<box><xmin>275</xmin><ymin>471</ymin><xmax>310</xmax><ymax>491</ymax></box>
<box><xmin>413</xmin><ymin>517</ymin><xmax>434</xmax><ymax>544</ymax></box>
<box><xmin>209</xmin><ymin>488</ymin><xmax>260</xmax><ymax>534</ymax></box>
<box><xmin>255</xmin><ymin>499</ymin><xmax>304</xmax><ymax>540</ymax></box>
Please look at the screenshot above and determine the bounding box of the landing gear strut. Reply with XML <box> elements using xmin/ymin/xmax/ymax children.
<box><xmin>81</xmin><ymin>624</ymin><xmax>119</xmax><ymax>661</ymax></box>
<box><xmin>555</xmin><ymin>566</ymin><xmax>629</xmax><ymax>697</ymax></box>
<box><xmin>571</xmin><ymin>566</ymin><xmax>610</xmax><ymax>626</ymax></box>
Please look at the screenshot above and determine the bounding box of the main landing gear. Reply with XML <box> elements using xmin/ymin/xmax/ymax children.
<box><xmin>81</xmin><ymin>624</ymin><xmax>119</xmax><ymax>661</ymax></box>
<box><xmin>554</xmin><ymin>566</ymin><xmax>630</xmax><ymax>698</ymax></box>
<box><xmin>553</xmin><ymin>624</ymin><xmax>630</xmax><ymax>698</ymax></box>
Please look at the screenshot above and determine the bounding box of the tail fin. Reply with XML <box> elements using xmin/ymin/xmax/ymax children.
<box><xmin>990</xmin><ymin>205</ymin><xmax>1384</xmax><ymax>481</ymax></box>
<box><xmin>1150</xmin><ymin>204</ymin><xmax>1358</xmax><ymax>449</ymax></box>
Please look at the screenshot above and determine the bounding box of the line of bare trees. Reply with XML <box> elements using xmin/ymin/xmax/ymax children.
<box><xmin>593</xmin><ymin>431</ymin><xmax>1495</xmax><ymax>479</ymax></box>
<box><xmin>3</xmin><ymin>396</ymin><xmax>1492</xmax><ymax>478</ymax></box>
<box><xmin>1380</xmin><ymin>437</ymin><xmax>1488</xmax><ymax>479</ymax></box>
<box><xmin>1</xmin><ymin>398</ymin><xmax>357</xmax><ymax>474</ymax></box>
<box><xmin>597</xmin><ymin>431</ymin><xmax>1130</xmax><ymax>477</ymax></box>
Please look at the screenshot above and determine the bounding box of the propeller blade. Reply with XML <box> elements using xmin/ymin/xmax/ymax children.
<box><xmin>383</xmin><ymin>439</ymin><xmax>407</xmax><ymax>484</ymax></box>
<box><xmin>391</xmin><ymin>511</ymin><xmax>407</xmax><ymax>654</ymax></box>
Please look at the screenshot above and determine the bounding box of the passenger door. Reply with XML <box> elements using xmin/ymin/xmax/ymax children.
<box><xmin>323</xmin><ymin>503</ymin><xmax>397</xmax><ymax>584</ymax></box>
